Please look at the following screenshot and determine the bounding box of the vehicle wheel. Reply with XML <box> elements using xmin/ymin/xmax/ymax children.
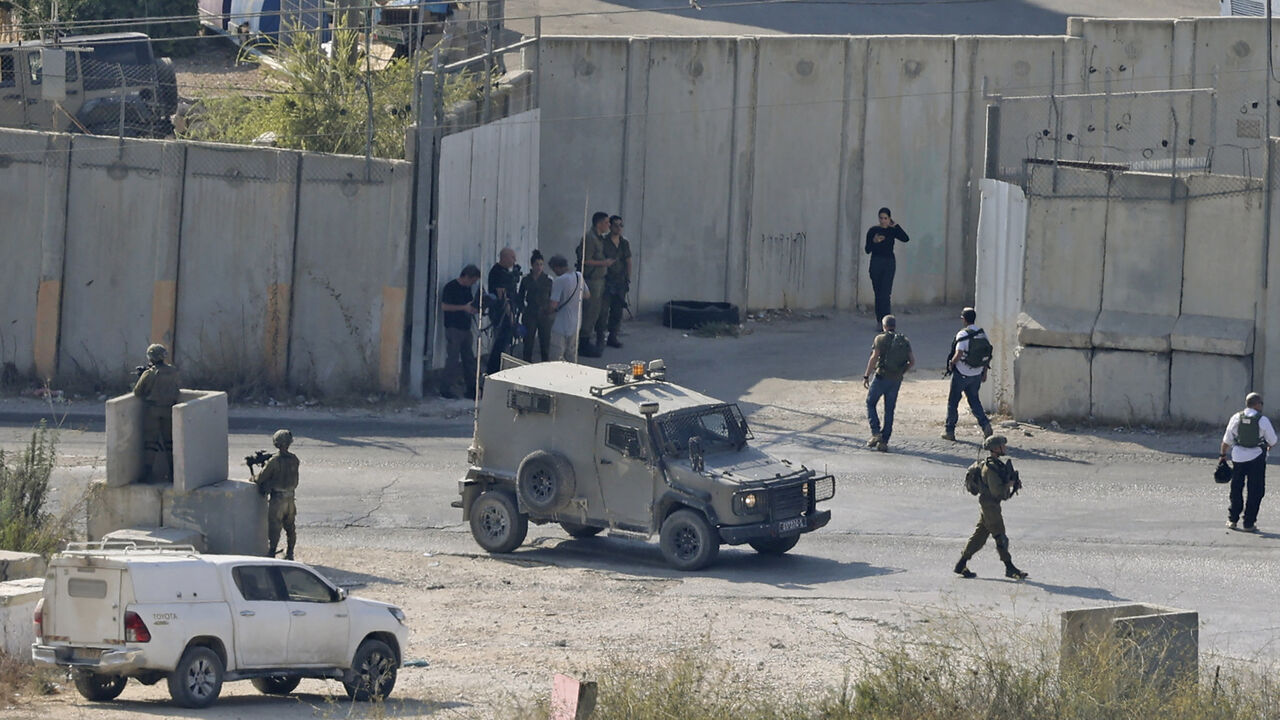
<box><xmin>155</xmin><ymin>58</ymin><xmax>179</xmax><ymax>117</ymax></box>
<box><xmin>167</xmin><ymin>646</ymin><xmax>224</xmax><ymax>709</ymax></box>
<box><xmin>73</xmin><ymin>672</ymin><xmax>127</xmax><ymax>702</ymax></box>
<box><xmin>517</xmin><ymin>451</ymin><xmax>576</xmax><ymax>513</ymax></box>
<box><xmin>251</xmin><ymin>675</ymin><xmax>301</xmax><ymax>695</ymax></box>
<box><xmin>470</xmin><ymin>490</ymin><xmax>528</xmax><ymax>553</ymax></box>
<box><xmin>659</xmin><ymin>508</ymin><xmax>720</xmax><ymax>571</ymax></box>
<box><xmin>748</xmin><ymin>535</ymin><xmax>800</xmax><ymax>555</ymax></box>
<box><xmin>560</xmin><ymin>521</ymin><xmax>603</xmax><ymax>538</ymax></box>
<box><xmin>343</xmin><ymin>638</ymin><xmax>398</xmax><ymax>701</ymax></box>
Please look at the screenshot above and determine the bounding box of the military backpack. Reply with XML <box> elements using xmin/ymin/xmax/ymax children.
<box><xmin>1236</xmin><ymin>411</ymin><xmax>1265</xmax><ymax>448</ymax></box>
<box><xmin>878</xmin><ymin>332</ymin><xmax>912</xmax><ymax>379</ymax></box>
<box><xmin>964</xmin><ymin>460</ymin><xmax>985</xmax><ymax>496</ymax></box>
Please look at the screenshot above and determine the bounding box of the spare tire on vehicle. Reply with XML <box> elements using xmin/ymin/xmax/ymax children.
<box><xmin>662</xmin><ymin>301</ymin><xmax>740</xmax><ymax>330</ymax></box>
<box><xmin>517</xmin><ymin>451</ymin><xmax>576</xmax><ymax>513</ymax></box>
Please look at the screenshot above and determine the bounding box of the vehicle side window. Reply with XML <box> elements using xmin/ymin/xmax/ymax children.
<box><xmin>233</xmin><ymin>566</ymin><xmax>282</xmax><ymax>602</ymax></box>
<box><xmin>0</xmin><ymin>54</ymin><xmax>14</xmax><ymax>88</ymax></box>
<box><xmin>26</xmin><ymin>52</ymin><xmax>41</xmax><ymax>85</ymax></box>
<box><xmin>280</xmin><ymin>567</ymin><xmax>337</xmax><ymax>603</ymax></box>
<box><xmin>605</xmin><ymin>423</ymin><xmax>643</xmax><ymax>458</ymax></box>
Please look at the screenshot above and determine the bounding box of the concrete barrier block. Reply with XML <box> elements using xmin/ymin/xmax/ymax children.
<box><xmin>105</xmin><ymin>393</ymin><xmax>144</xmax><ymax>487</ymax></box>
<box><xmin>1091</xmin><ymin>350</ymin><xmax>1170</xmax><ymax>423</ymax></box>
<box><xmin>1102</xmin><ymin>187</ymin><xmax>1185</xmax><ymax>317</ymax></box>
<box><xmin>0</xmin><ymin>578</ymin><xmax>45</xmax><ymax>659</ymax></box>
<box><xmin>1170</xmin><ymin>352</ymin><xmax>1252</xmax><ymax>425</ymax></box>
<box><xmin>1171</xmin><ymin>315</ymin><xmax>1254</xmax><ymax>356</ymax></box>
<box><xmin>163</xmin><ymin>480</ymin><xmax>268</xmax><ymax>556</ymax></box>
<box><xmin>86</xmin><ymin>480</ymin><xmax>164</xmax><ymax>541</ymax></box>
<box><xmin>1092</xmin><ymin>310</ymin><xmax>1175</xmax><ymax>352</ymax></box>
<box><xmin>1014</xmin><ymin>346</ymin><xmax>1092</xmax><ymax>419</ymax></box>
<box><xmin>102</xmin><ymin>526</ymin><xmax>207</xmax><ymax>553</ymax></box>
<box><xmin>0</xmin><ymin>551</ymin><xmax>47</xmax><ymax>581</ymax></box>
<box><xmin>1017</xmin><ymin>307</ymin><xmax>1096</xmax><ymax>349</ymax></box>
<box><xmin>1061</xmin><ymin>604</ymin><xmax>1198</xmax><ymax>687</ymax></box>
<box><xmin>173</xmin><ymin>390</ymin><xmax>229</xmax><ymax>493</ymax></box>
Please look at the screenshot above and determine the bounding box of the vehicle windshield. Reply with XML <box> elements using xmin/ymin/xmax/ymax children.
<box><xmin>656</xmin><ymin>404</ymin><xmax>752</xmax><ymax>457</ymax></box>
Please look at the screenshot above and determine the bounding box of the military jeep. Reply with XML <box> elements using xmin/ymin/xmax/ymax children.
<box><xmin>457</xmin><ymin>361</ymin><xmax>835</xmax><ymax>570</ymax></box>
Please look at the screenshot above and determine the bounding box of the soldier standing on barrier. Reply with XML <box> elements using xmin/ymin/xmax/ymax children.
<box><xmin>1221</xmin><ymin>392</ymin><xmax>1276</xmax><ymax>533</ymax></box>
<box><xmin>132</xmin><ymin>343</ymin><xmax>180</xmax><ymax>484</ymax></box>
<box><xmin>954</xmin><ymin>434</ymin><xmax>1028</xmax><ymax>580</ymax></box>
<box><xmin>254</xmin><ymin>429</ymin><xmax>300</xmax><ymax>560</ymax></box>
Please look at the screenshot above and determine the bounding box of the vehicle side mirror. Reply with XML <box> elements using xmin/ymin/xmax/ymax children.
<box><xmin>336</xmin><ymin>587</ymin><xmax>348</xmax><ymax>601</ymax></box>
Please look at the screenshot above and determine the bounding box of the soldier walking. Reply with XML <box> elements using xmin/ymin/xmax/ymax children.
<box><xmin>954</xmin><ymin>435</ymin><xmax>1028</xmax><ymax>580</ymax></box>
<box><xmin>254</xmin><ymin>429</ymin><xmax>300</xmax><ymax>560</ymax></box>
<box><xmin>1221</xmin><ymin>392</ymin><xmax>1276</xmax><ymax>532</ymax></box>
<box><xmin>132</xmin><ymin>343</ymin><xmax>180</xmax><ymax>483</ymax></box>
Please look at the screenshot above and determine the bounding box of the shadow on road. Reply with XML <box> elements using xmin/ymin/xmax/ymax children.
<box><xmin>311</xmin><ymin>563</ymin><xmax>405</xmax><ymax>589</ymax></box>
<box><xmin>968</xmin><ymin>576</ymin><xmax>1127</xmax><ymax>602</ymax></box>
<box><xmin>105</xmin><ymin>692</ymin><xmax>465</xmax><ymax>717</ymax></box>
<box><xmin>510</xmin><ymin>534</ymin><xmax>898</xmax><ymax>587</ymax></box>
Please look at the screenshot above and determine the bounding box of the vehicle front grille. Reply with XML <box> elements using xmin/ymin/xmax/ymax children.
<box><xmin>770</xmin><ymin>484</ymin><xmax>806</xmax><ymax>519</ymax></box>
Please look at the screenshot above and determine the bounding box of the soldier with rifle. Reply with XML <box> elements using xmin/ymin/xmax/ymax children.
<box><xmin>249</xmin><ymin>429</ymin><xmax>300</xmax><ymax>560</ymax></box>
<box><xmin>954</xmin><ymin>434</ymin><xmax>1028</xmax><ymax>580</ymax></box>
<box><xmin>132</xmin><ymin>343</ymin><xmax>180</xmax><ymax>484</ymax></box>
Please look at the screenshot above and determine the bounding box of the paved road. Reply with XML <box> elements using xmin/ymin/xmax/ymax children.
<box><xmin>505</xmin><ymin>0</ymin><xmax>1220</xmax><ymax>37</ymax></box>
<box><xmin>5</xmin><ymin>308</ymin><xmax>1276</xmax><ymax>668</ymax></box>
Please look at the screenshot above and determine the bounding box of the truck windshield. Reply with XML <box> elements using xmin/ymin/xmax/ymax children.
<box><xmin>656</xmin><ymin>404</ymin><xmax>752</xmax><ymax>456</ymax></box>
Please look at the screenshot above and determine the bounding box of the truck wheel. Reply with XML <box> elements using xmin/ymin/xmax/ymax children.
<box><xmin>470</xmin><ymin>490</ymin><xmax>528</xmax><ymax>553</ymax></box>
<box><xmin>168</xmin><ymin>646</ymin><xmax>223</xmax><ymax>708</ymax></box>
<box><xmin>251</xmin><ymin>675</ymin><xmax>301</xmax><ymax>695</ymax></box>
<box><xmin>560</xmin><ymin>521</ymin><xmax>603</xmax><ymax>538</ymax></box>
<box><xmin>343</xmin><ymin>638</ymin><xmax>398</xmax><ymax>701</ymax></box>
<box><xmin>73</xmin><ymin>672</ymin><xmax>127</xmax><ymax>701</ymax></box>
<box><xmin>659</xmin><ymin>508</ymin><xmax>720</xmax><ymax>571</ymax></box>
<box><xmin>517</xmin><ymin>451</ymin><xmax>576</xmax><ymax>513</ymax></box>
<box><xmin>748</xmin><ymin>535</ymin><xmax>800</xmax><ymax>555</ymax></box>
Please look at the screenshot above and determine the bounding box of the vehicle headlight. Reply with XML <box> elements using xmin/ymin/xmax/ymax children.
<box><xmin>733</xmin><ymin>492</ymin><xmax>764</xmax><ymax>515</ymax></box>
<box><xmin>388</xmin><ymin>606</ymin><xmax>406</xmax><ymax>624</ymax></box>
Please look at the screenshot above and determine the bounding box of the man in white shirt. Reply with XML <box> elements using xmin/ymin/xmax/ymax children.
<box><xmin>547</xmin><ymin>255</ymin><xmax>590</xmax><ymax>363</ymax></box>
<box><xmin>1220</xmin><ymin>392</ymin><xmax>1276</xmax><ymax>532</ymax></box>
<box><xmin>941</xmin><ymin>307</ymin><xmax>993</xmax><ymax>442</ymax></box>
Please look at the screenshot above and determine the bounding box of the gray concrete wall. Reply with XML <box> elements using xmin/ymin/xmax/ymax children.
<box><xmin>172</xmin><ymin>390</ymin><xmax>229</xmax><ymax>493</ymax></box>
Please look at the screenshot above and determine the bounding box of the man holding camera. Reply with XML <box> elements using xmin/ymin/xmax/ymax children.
<box><xmin>954</xmin><ymin>434</ymin><xmax>1028</xmax><ymax>580</ymax></box>
<box><xmin>485</xmin><ymin>247</ymin><xmax>521</xmax><ymax>375</ymax></box>
<box><xmin>1221</xmin><ymin>392</ymin><xmax>1276</xmax><ymax>532</ymax></box>
<box><xmin>252</xmin><ymin>429</ymin><xmax>300</xmax><ymax>560</ymax></box>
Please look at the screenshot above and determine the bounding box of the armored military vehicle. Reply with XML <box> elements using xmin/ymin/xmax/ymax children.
<box><xmin>457</xmin><ymin>360</ymin><xmax>835</xmax><ymax>570</ymax></box>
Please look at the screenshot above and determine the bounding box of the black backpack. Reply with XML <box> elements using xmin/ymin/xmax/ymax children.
<box><xmin>951</xmin><ymin>328</ymin><xmax>993</xmax><ymax>369</ymax></box>
<box><xmin>878</xmin><ymin>333</ymin><xmax>912</xmax><ymax>377</ymax></box>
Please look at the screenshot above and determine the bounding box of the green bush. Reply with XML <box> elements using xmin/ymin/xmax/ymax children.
<box><xmin>0</xmin><ymin>422</ymin><xmax>71</xmax><ymax>556</ymax></box>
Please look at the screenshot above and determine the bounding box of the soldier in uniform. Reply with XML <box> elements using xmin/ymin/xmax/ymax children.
<box><xmin>254</xmin><ymin>429</ymin><xmax>300</xmax><ymax>560</ymax></box>
<box><xmin>575</xmin><ymin>211</ymin><xmax>614</xmax><ymax>358</ymax></box>
<box><xmin>132</xmin><ymin>343</ymin><xmax>180</xmax><ymax>483</ymax></box>
<box><xmin>953</xmin><ymin>435</ymin><xmax>1028</xmax><ymax>580</ymax></box>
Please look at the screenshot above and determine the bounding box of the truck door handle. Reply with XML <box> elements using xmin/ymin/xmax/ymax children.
<box><xmin>239</xmin><ymin>610</ymin><xmax>255</xmax><ymax>616</ymax></box>
<box><xmin>291</xmin><ymin>610</ymin><xmax>306</xmax><ymax>616</ymax></box>
<box><xmin>600</xmin><ymin>459</ymin><xmax>612</xmax><ymax>465</ymax></box>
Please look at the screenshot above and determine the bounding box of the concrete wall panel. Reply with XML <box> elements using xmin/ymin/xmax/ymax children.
<box><xmin>1170</xmin><ymin>351</ymin><xmax>1251</xmax><ymax>424</ymax></box>
<box><xmin>86</xmin><ymin>480</ymin><xmax>164</xmax><ymax>540</ymax></box>
<box><xmin>0</xmin><ymin>131</ymin><xmax>63</xmax><ymax>376</ymax></box>
<box><xmin>290</xmin><ymin>154</ymin><xmax>412</xmax><ymax>393</ymax></box>
<box><xmin>175</xmin><ymin>144</ymin><xmax>300</xmax><ymax>386</ymax></box>
<box><xmin>638</xmin><ymin>37</ymin><xmax>738</xmax><ymax>306</ymax></box>
<box><xmin>1013</xmin><ymin>346</ymin><xmax>1091</xmax><ymax>419</ymax></box>
<box><xmin>0</xmin><ymin>578</ymin><xmax>44</xmax><ymax>659</ymax></box>
<box><xmin>102</xmin><ymin>526</ymin><xmax>207</xmax><ymax>553</ymax></box>
<box><xmin>172</xmin><ymin>390</ymin><xmax>228</xmax><ymax>494</ymax></box>
<box><xmin>1074</xmin><ymin>19</ymin><xmax>1175</xmax><ymax>95</ymax></box>
<box><xmin>1181</xmin><ymin>174</ymin><xmax>1262</xmax><ymax>321</ymax></box>
<box><xmin>1101</xmin><ymin>178</ymin><xmax>1185</xmax><ymax>317</ymax></box>
<box><xmin>745</xmin><ymin>37</ymin><xmax>846</xmax><ymax>309</ymax></box>
<box><xmin>163</xmin><ymin>480</ymin><xmax>268</xmax><ymax>555</ymax></box>
<box><xmin>1186</xmin><ymin>17</ymin><xmax>1278</xmax><ymax>177</ymax></box>
<box><xmin>975</xmin><ymin>180</ymin><xmax>1027</xmax><ymax>414</ymax></box>
<box><xmin>58</xmin><ymin>137</ymin><xmax>184</xmax><ymax>380</ymax></box>
<box><xmin>1091</xmin><ymin>350</ymin><xmax>1170</xmax><ymax>423</ymax></box>
<box><xmin>859</xmin><ymin>36</ymin><xmax>954</xmax><ymax>308</ymax></box>
<box><xmin>0</xmin><ymin>551</ymin><xmax>47</xmax><ymax>582</ymax></box>
<box><xmin>105</xmin><ymin>394</ymin><xmax>144</xmax><ymax>488</ymax></box>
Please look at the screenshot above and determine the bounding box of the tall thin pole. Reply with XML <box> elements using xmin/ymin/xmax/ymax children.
<box><xmin>576</xmin><ymin>192</ymin><xmax>589</xmax><ymax>349</ymax></box>
<box><xmin>1265</xmin><ymin>0</ymin><xmax>1274</xmax><ymax>290</ymax></box>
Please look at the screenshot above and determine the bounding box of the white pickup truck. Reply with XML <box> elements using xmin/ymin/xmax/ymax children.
<box><xmin>31</xmin><ymin>543</ymin><xmax>409</xmax><ymax>708</ymax></box>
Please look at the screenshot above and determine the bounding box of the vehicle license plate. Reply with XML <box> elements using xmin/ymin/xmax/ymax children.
<box><xmin>777</xmin><ymin>516</ymin><xmax>806</xmax><ymax>533</ymax></box>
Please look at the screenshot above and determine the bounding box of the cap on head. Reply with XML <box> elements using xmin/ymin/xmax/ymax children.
<box><xmin>881</xmin><ymin>314</ymin><xmax>896</xmax><ymax>330</ymax></box>
<box><xmin>982</xmin><ymin>434</ymin><xmax>1007</xmax><ymax>451</ymax></box>
<box><xmin>146</xmin><ymin>344</ymin><xmax>167</xmax><ymax>361</ymax></box>
<box><xmin>272</xmin><ymin>429</ymin><xmax>293</xmax><ymax>449</ymax></box>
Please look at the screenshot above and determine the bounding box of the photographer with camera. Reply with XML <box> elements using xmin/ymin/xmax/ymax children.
<box><xmin>485</xmin><ymin>247</ymin><xmax>521</xmax><ymax>376</ymax></box>
<box><xmin>953</xmin><ymin>435</ymin><xmax>1028</xmax><ymax>581</ymax></box>
<box><xmin>249</xmin><ymin>429</ymin><xmax>300</xmax><ymax>560</ymax></box>
<box><xmin>132</xmin><ymin>343</ymin><xmax>180</xmax><ymax>484</ymax></box>
<box><xmin>601</xmin><ymin>215</ymin><xmax>633</xmax><ymax>349</ymax></box>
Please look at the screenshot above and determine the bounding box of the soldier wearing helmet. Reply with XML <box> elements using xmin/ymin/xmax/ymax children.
<box><xmin>953</xmin><ymin>434</ymin><xmax>1027</xmax><ymax>581</ymax></box>
<box><xmin>132</xmin><ymin>343</ymin><xmax>180</xmax><ymax>483</ymax></box>
<box><xmin>253</xmin><ymin>429</ymin><xmax>300</xmax><ymax>560</ymax></box>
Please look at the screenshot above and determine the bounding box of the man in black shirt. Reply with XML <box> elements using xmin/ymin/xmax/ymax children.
<box><xmin>517</xmin><ymin>250</ymin><xmax>553</xmax><ymax>362</ymax></box>
<box><xmin>486</xmin><ymin>248</ymin><xmax>519</xmax><ymax>375</ymax></box>
<box><xmin>864</xmin><ymin>206</ymin><xmax>909</xmax><ymax>327</ymax></box>
<box><xmin>439</xmin><ymin>264</ymin><xmax>480</xmax><ymax>399</ymax></box>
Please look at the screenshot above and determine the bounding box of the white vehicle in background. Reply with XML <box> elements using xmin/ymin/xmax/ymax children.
<box><xmin>32</xmin><ymin>543</ymin><xmax>408</xmax><ymax>708</ymax></box>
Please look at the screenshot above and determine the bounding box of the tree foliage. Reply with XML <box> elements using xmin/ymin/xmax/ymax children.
<box><xmin>6</xmin><ymin>0</ymin><xmax>199</xmax><ymax>56</ymax></box>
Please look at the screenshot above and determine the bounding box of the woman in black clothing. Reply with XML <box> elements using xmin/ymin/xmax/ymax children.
<box><xmin>864</xmin><ymin>206</ymin><xmax>909</xmax><ymax>326</ymax></box>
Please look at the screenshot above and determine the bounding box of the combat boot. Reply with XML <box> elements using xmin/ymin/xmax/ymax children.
<box><xmin>1004</xmin><ymin>563</ymin><xmax>1028</xmax><ymax>580</ymax></box>
<box><xmin>981</xmin><ymin>423</ymin><xmax>994</xmax><ymax>438</ymax></box>
<box><xmin>579</xmin><ymin>338</ymin><xmax>602</xmax><ymax>358</ymax></box>
<box><xmin>607</xmin><ymin>333</ymin><xmax>623</xmax><ymax>348</ymax></box>
<box><xmin>940</xmin><ymin>431</ymin><xmax>956</xmax><ymax>442</ymax></box>
<box><xmin>953</xmin><ymin>560</ymin><xmax>975</xmax><ymax>579</ymax></box>
<box><xmin>595</xmin><ymin>330</ymin><xmax>607</xmax><ymax>352</ymax></box>
<box><xmin>285</xmin><ymin>545</ymin><xmax>295</xmax><ymax>561</ymax></box>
